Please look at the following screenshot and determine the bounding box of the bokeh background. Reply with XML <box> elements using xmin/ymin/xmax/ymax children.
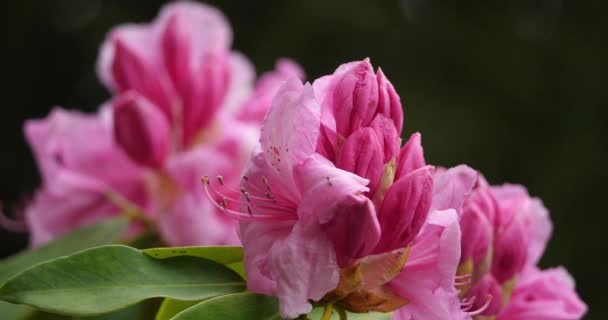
<box><xmin>1</xmin><ymin>0</ymin><xmax>605</xmax><ymax>318</ymax></box>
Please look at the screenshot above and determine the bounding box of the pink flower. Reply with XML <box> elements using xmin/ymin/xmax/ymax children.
<box><xmin>390</xmin><ymin>165</ymin><xmax>478</xmax><ymax>320</ymax></box>
<box><xmin>24</xmin><ymin>1</ymin><xmax>302</xmax><ymax>247</ymax></box>
<box><xmin>96</xmin><ymin>1</ymin><xmax>301</xmax><ymax>246</ymax></box>
<box><xmin>452</xmin><ymin>176</ymin><xmax>579</xmax><ymax>318</ymax></box>
<box><xmin>497</xmin><ymin>267</ymin><xmax>587</xmax><ymax>320</ymax></box>
<box><xmin>206</xmin><ymin>60</ymin><xmax>472</xmax><ymax>318</ymax></box>
<box><xmin>23</xmin><ymin>107</ymin><xmax>149</xmax><ymax>246</ymax></box>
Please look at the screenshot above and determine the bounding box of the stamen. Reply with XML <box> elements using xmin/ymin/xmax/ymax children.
<box><xmin>202</xmin><ymin>176</ymin><xmax>296</xmax><ymax>222</ymax></box>
<box><xmin>467</xmin><ymin>295</ymin><xmax>493</xmax><ymax>316</ymax></box>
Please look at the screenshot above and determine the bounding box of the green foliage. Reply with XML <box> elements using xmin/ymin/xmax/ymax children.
<box><xmin>171</xmin><ymin>292</ymin><xmax>281</xmax><ymax>320</ymax></box>
<box><xmin>155</xmin><ymin>299</ymin><xmax>201</xmax><ymax>320</ymax></box>
<box><xmin>0</xmin><ymin>218</ymin><xmax>130</xmax><ymax>319</ymax></box>
<box><xmin>0</xmin><ymin>218</ymin><xmax>129</xmax><ymax>284</ymax></box>
<box><xmin>143</xmin><ymin>246</ymin><xmax>246</xmax><ymax>279</ymax></box>
<box><xmin>0</xmin><ymin>245</ymin><xmax>245</xmax><ymax>316</ymax></box>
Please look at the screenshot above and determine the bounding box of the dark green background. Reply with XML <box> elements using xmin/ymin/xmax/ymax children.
<box><xmin>0</xmin><ymin>0</ymin><xmax>605</xmax><ymax>318</ymax></box>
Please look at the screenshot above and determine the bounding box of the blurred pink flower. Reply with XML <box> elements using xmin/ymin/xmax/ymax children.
<box><xmin>23</xmin><ymin>1</ymin><xmax>302</xmax><ymax>247</ymax></box>
<box><xmin>452</xmin><ymin>176</ymin><xmax>586</xmax><ymax>319</ymax></box>
<box><xmin>23</xmin><ymin>107</ymin><xmax>149</xmax><ymax>246</ymax></box>
<box><xmin>208</xmin><ymin>60</ymin><xmax>476</xmax><ymax>318</ymax></box>
<box><xmin>497</xmin><ymin>267</ymin><xmax>587</xmax><ymax>320</ymax></box>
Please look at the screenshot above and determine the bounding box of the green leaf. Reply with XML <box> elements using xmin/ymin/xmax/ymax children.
<box><xmin>0</xmin><ymin>218</ymin><xmax>130</xmax><ymax>319</ymax></box>
<box><xmin>23</xmin><ymin>299</ymin><xmax>161</xmax><ymax>320</ymax></box>
<box><xmin>0</xmin><ymin>217</ymin><xmax>129</xmax><ymax>284</ymax></box>
<box><xmin>143</xmin><ymin>246</ymin><xmax>243</xmax><ymax>264</ymax></box>
<box><xmin>144</xmin><ymin>246</ymin><xmax>246</xmax><ymax>279</ymax></box>
<box><xmin>308</xmin><ymin>307</ymin><xmax>393</xmax><ymax>320</ymax></box>
<box><xmin>155</xmin><ymin>298</ymin><xmax>201</xmax><ymax>320</ymax></box>
<box><xmin>171</xmin><ymin>292</ymin><xmax>281</xmax><ymax>320</ymax></box>
<box><xmin>0</xmin><ymin>245</ymin><xmax>245</xmax><ymax>316</ymax></box>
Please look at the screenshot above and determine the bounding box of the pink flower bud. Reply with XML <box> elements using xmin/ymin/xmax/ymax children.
<box><xmin>369</xmin><ymin>114</ymin><xmax>400</xmax><ymax>163</ymax></box>
<box><xmin>491</xmin><ymin>211</ymin><xmax>528</xmax><ymax>283</ymax></box>
<box><xmin>110</xmin><ymin>32</ymin><xmax>176</xmax><ymax>119</ymax></box>
<box><xmin>332</xmin><ymin>59</ymin><xmax>379</xmax><ymax>137</ymax></box>
<box><xmin>460</xmin><ymin>208</ymin><xmax>492</xmax><ymax>267</ymax></box>
<box><xmin>113</xmin><ymin>92</ymin><xmax>171</xmax><ymax>168</ymax></box>
<box><xmin>395</xmin><ymin>132</ymin><xmax>425</xmax><ymax>180</ymax></box>
<box><xmin>376</xmin><ymin>68</ymin><xmax>403</xmax><ymax>134</ymax></box>
<box><xmin>466</xmin><ymin>274</ymin><xmax>503</xmax><ymax>316</ymax></box>
<box><xmin>374</xmin><ymin>166</ymin><xmax>434</xmax><ymax>253</ymax></box>
<box><xmin>460</xmin><ymin>184</ymin><xmax>495</xmax><ymax>266</ymax></box>
<box><xmin>336</xmin><ymin>127</ymin><xmax>384</xmax><ymax>193</ymax></box>
<box><xmin>322</xmin><ymin>196</ymin><xmax>380</xmax><ymax>267</ymax></box>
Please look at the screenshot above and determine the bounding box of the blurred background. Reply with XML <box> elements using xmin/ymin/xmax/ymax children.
<box><xmin>0</xmin><ymin>0</ymin><xmax>605</xmax><ymax>317</ymax></box>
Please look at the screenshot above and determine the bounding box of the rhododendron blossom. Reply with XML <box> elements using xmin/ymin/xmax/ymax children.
<box><xmin>203</xmin><ymin>59</ymin><xmax>479</xmax><ymax>318</ymax></box>
<box><xmin>453</xmin><ymin>177</ymin><xmax>587</xmax><ymax>319</ymax></box>
<box><xmin>21</xmin><ymin>1</ymin><xmax>302</xmax><ymax>247</ymax></box>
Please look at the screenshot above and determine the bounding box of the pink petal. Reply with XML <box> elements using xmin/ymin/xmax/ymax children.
<box><xmin>431</xmin><ymin>165</ymin><xmax>478</xmax><ymax>217</ymax></box>
<box><xmin>268</xmin><ymin>217</ymin><xmax>340</xmax><ymax>318</ymax></box>
<box><xmin>376</xmin><ymin>68</ymin><xmax>403</xmax><ymax>134</ymax></box>
<box><xmin>498</xmin><ymin>267</ymin><xmax>587</xmax><ymax>320</ymax></box>
<box><xmin>369</xmin><ymin>114</ymin><xmax>400</xmax><ymax>163</ymax></box>
<box><xmin>321</xmin><ymin>196</ymin><xmax>380</xmax><ymax>267</ymax></box>
<box><xmin>336</xmin><ymin>127</ymin><xmax>384</xmax><ymax>194</ymax></box>
<box><xmin>260</xmin><ymin>79</ymin><xmax>321</xmax><ymax>200</ymax></box>
<box><xmin>390</xmin><ymin>209</ymin><xmax>470</xmax><ymax>320</ymax></box>
<box><xmin>395</xmin><ymin>132</ymin><xmax>425</xmax><ymax>180</ymax></box>
<box><xmin>374</xmin><ymin>166</ymin><xmax>434</xmax><ymax>253</ymax></box>
<box><xmin>112</xmin><ymin>91</ymin><xmax>171</xmax><ymax>168</ymax></box>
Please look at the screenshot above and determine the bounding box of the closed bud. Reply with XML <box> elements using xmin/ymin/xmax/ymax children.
<box><xmin>376</xmin><ymin>68</ymin><xmax>403</xmax><ymax>134</ymax></box>
<box><xmin>336</xmin><ymin>128</ymin><xmax>384</xmax><ymax>194</ymax></box>
<box><xmin>113</xmin><ymin>92</ymin><xmax>171</xmax><ymax>168</ymax></box>
<box><xmin>333</xmin><ymin>59</ymin><xmax>379</xmax><ymax>137</ymax></box>
<box><xmin>374</xmin><ymin>165</ymin><xmax>434</xmax><ymax>253</ymax></box>
<box><xmin>395</xmin><ymin>132</ymin><xmax>425</xmax><ymax>180</ymax></box>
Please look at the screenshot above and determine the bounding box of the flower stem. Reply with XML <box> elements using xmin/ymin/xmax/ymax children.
<box><xmin>321</xmin><ymin>303</ymin><xmax>334</xmax><ymax>320</ymax></box>
<box><xmin>336</xmin><ymin>305</ymin><xmax>348</xmax><ymax>320</ymax></box>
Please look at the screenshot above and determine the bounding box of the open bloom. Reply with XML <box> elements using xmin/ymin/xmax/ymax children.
<box><xmin>23</xmin><ymin>107</ymin><xmax>149</xmax><ymax>246</ymax></box>
<box><xmin>204</xmin><ymin>59</ymin><xmax>477</xmax><ymax>318</ymax></box>
<box><xmin>23</xmin><ymin>1</ymin><xmax>302</xmax><ymax>247</ymax></box>
<box><xmin>454</xmin><ymin>177</ymin><xmax>586</xmax><ymax>319</ymax></box>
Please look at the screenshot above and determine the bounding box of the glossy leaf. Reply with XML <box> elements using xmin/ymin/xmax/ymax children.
<box><xmin>143</xmin><ymin>246</ymin><xmax>243</xmax><ymax>264</ymax></box>
<box><xmin>144</xmin><ymin>246</ymin><xmax>246</xmax><ymax>278</ymax></box>
<box><xmin>0</xmin><ymin>218</ymin><xmax>130</xmax><ymax>319</ymax></box>
<box><xmin>0</xmin><ymin>217</ymin><xmax>129</xmax><ymax>284</ymax></box>
<box><xmin>171</xmin><ymin>292</ymin><xmax>280</xmax><ymax>320</ymax></box>
<box><xmin>155</xmin><ymin>298</ymin><xmax>201</xmax><ymax>320</ymax></box>
<box><xmin>0</xmin><ymin>245</ymin><xmax>245</xmax><ymax>316</ymax></box>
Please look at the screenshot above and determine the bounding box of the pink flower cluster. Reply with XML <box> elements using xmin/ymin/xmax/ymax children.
<box><xmin>202</xmin><ymin>58</ymin><xmax>587</xmax><ymax>319</ymax></box>
<box><xmin>23</xmin><ymin>1</ymin><xmax>302</xmax><ymax>247</ymax></box>
<box><xmin>17</xmin><ymin>2</ymin><xmax>586</xmax><ymax>319</ymax></box>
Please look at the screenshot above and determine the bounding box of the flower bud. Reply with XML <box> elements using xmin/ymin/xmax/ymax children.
<box><xmin>491</xmin><ymin>212</ymin><xmax>528</xmax><ymax>283</ymax></box>
<box><xmin>113</xmin><ymin>92</ymin><xmax>171</xmax><ymax>168</ymax></box>
<box><xmin>374</xmin><ymin>166</ymin><xmax>434</xmax><ymax>253</ymax></box>
<box><xmin>322</xmin><ymin>196</ymin><xmax>380</xmax><ymax>267</ymax></box>
<box><xmin>336</xmin><ymin>128</ymin><xmax>384</xmax><ymax>194</ymax></box>
<box><xmin>376</xmin><ymin>68</ymin><xmax>403</xmax><ymax>134</ymax></box>
<box><xmin>110</xmin><ymin>33</ymin><xmax>175</xmax><ymax>118</ymax></box>
<box><xmin>460</xmin><ymin>188</ymin><xmax>494</xmax><ymax>266</ymax></box>
<box><xmin>369</xmin><ymin>114</ymin><xmax>399</xmax><ymax>163</ymax></box>
<box><xmin>395</xmin><ymin>132</ymin><xmax>425</xmax><ymax>180</ymax></box>
<box><xmin>332</xmin><ymin>59</ymin><xmax>379</xmax><ymax>137</ymax></box>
